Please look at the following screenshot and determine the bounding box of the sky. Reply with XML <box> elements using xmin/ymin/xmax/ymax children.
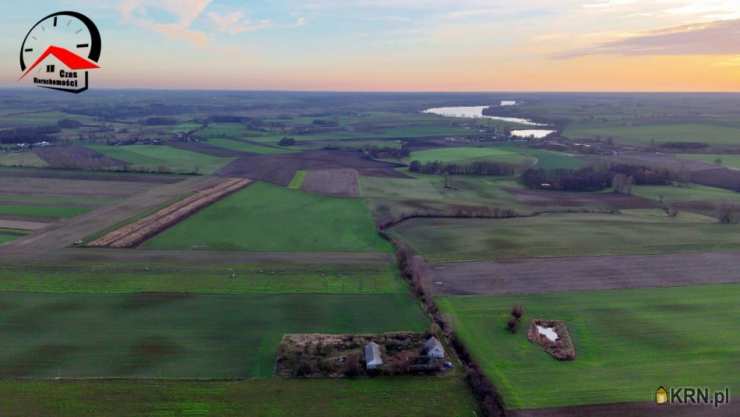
<box><xmin>1</xmin><ymin>0</ymin><xmax>740</xmax><ymax>92</ymax></box>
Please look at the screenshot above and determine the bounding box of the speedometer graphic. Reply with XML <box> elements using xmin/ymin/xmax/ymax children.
<box><xmin>19</xmin><ymin>11</ymin><xmax>102</xmax><ymax>93</ymax></box>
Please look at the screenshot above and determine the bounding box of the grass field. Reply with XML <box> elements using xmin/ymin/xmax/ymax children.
<box><xmin>388</xmin><ymin>209</ymin><xmax>740</xmax><ymax>262</ymax></box>
<box><xmin>438</xmin><ymin>284</ymin><xmax>740</xmax><ymax>409</ymax></box>
<box><xmin>0</xmin><ymin>263</ymin><xmax>406</xmax><ymax>294</ymax></box>
<box><xmin>87</xmin><ymin>145</ymin><xmax>233</xmax><ymax>174</ymax></box>
<box><xmin>288</xmin><ymin>170</ymin><xmax>306</xmax><ymax>189</ymax></box>
<box><xmin>409</xmin><ymin>147</ymin><xmax>534</xmax><ymax>165</ymax></box>
<box><xmin>678</xmin><ymin>153</ymin><xmax>740</xmax><ymax>169</ymax></box>
<box><xmin>0</xmin><ymin>228</ymin><xmax>26</xmax><ymax>245</ymax></box>
<box><xmin>0</xmin><ymin>152</ymin><xmax>48</xmax><ymax>168</ymax></box>
<box><xmin>145</xmin><ymin>182</ymin><xmax>392</xmax><ymax>252</ymax></box>
<box><xmin>565</xmin><ymin>123</ymin><xmax>740</xmax><ymax>145</ymax></box>
<box><xmin>0</xmin><ymin>204</ymin><xmax>89</xmax><ymax>220</ymax></box>
<box><xmin>207</xmin><ymin>138</ymin><xmax>291</xmax><ymax>154</ymax></box>
<box><xmin>0</xmin><ymin>291</ymin><xmax>426</xmax><ymax>378</ymax></box>
<box><xmin>632</xmin><ymin>184</ymin><xmax>740</xmax><ymax>204</ymax></box>
<box><xmin>0</xmin><ymin>377</ymin><xmax>478</xmax><ymax>417</ymax></box>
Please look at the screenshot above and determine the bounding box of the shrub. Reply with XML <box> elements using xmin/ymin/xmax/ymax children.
<box><xmin>278</xmin><ymin>137</ymin><xmax>296</xmax><ymax>146</ymax></box>
<box><xmin>511</xmin><ymin>304</ymin><xmax>524</xmax><ymax>319</ymax></box>
<box><xmin>506</xmin><ymin>318</ymin><xmax>519</xmax><ymax>334</ymax></box>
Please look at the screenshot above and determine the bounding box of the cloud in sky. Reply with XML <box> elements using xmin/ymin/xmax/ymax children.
<box><xmin>555</xmin><ymin>18</ymin><xmax>740</xmax><ymax>58</ymax></box>
<box><xmin>208</xmin><ymin>11</ymin><xmax>271</xmax><ymax>35</ymax></box>
<box><xmin>119</xmin><ymin>0</ymin><xmax>213</xmax><ymax>46</ymax></box>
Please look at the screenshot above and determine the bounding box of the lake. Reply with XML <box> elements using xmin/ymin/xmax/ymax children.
<box><xmin>423</xmin><ymin>106</ymin><xmax>546</xmax><ymax>126</ymax></box>
<box><xmin>511</xmin><ymin>129</ymin><xmax>555</xmax><ymax>139</ymax></box>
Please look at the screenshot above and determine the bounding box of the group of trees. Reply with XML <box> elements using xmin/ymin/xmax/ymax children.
<box><xmin>409</xmin><ymin>160</ymin><xmax>516</xmax><ymax>176</ymax></box>
<box><xmin>365</xmin><ymin>146</ymin><xmax>410</xmax><ymax>160</ymax></box>
<box><xmin>522</xmin><ymin>164</ymin><xmax>676</xmax><ymax>192</ymax></box>
<box><xmin>506</xmin><ymin>305</ymin><xmax>525</xmax><ymax>334</ymax></box>
<box><xmin>0</xmin><ymin>126</ymin><xmax>60</xmax><ymax>144</ymax></box>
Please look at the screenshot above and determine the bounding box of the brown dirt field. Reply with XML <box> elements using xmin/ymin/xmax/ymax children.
<box><xmin>0</xmin><ymin>176</ymin><xmax>225</xmax><ymax>259</ymax></box>
<box><xmin>89</xmin><ymin>178</ymin><xmax>251</xmax><ymax>248</ymax></box>
<box><xmin>34</xmin><ymin>145</ymin><xmax>126</xmax><ymax>170</ymax></box>
<box><xmin>510</xmin><ymin>401</ymin><xmax>738</xmax><ymax>417</ymax></box>
<box><xmin>217</xmin><ymin>150</ymin><xmax>407</xmax><ymax>186</ymax></box>
<box><xmin>507</xmin><ymin>188</ymin><xmax>657</xmax><ymax>209</ymax></box>
<box><xmin>427</xmin><ymin>252</ymin><xmax>740</xmax><ymax>295</ymax></box>
<box><xmin>0</xmin><ymin>176</ymin><xmax>153</xmax><ymax>199</ymax></box>
<box><xmin>302</xmin><ymin>169</ymin><xmax>360</xmax><ymax>197</ymax></box>
<box><xmin>0</xmin><ymin>219</ymin><xmax>50</xmax><ymax>231</ymax></box>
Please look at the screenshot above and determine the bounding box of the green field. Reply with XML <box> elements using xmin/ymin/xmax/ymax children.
<box><xmin>632</xmin><ymin>184</ymin><xmax>740</xmax><ymax>204</ymax></box>
<box><xmin>565</xmin><ymin>123</ymin><xmax>740</xmax><ymax>145</ymax></box>
<box><xmin>0</xmin><ymin>291</ymin><xmax>426</xmax><ymax>378</ymax></box>
<box><xmin>0</xmin><ymin>229</ymin><xmax>26</xmax><ymax>245</ymax></box>
<box><xmin>0</xmin><ymin>263</ymin><xmax>406</xmax><ymax>295</ymax></box>
<box><xmin>389</xmin><ymin>209</ymin><xmax>740</xmax><ymax>262</ymax></box>
<box><xmin>87</xmin><ymin>145</ymin><xmax>233</xmax><ymax>174</ymax></box>
<box><xmin>145</xmin><ymin>182</ymin><xmax>391</xmax><ymax>252</ymax></box>
<box><xmin>409</xmin><ymin>147</ymin><xmax>534</xmax><ymax>165</ymax></box>
<box><xmin>0</xmin><ymin>152</ymin><xmax>48</xmax><ymax>168</ymax></box>
<box><xmin>207</xmin><ymin>138</ymin><xmax>291</xmax><ymax>154</ymax></box>
<box><xmin>678</xmin><ymin>153</ymin><xmax>740</xmax><ymax>169</ymax></box>
<box><xmin>0</xmin><ymin>377</ymin><xmax>477</xmax><ymax>417</ymax></box>
<box><xmin>288</xmin><ymin>170</ymin><xmax>306</xmax><ymax>189</ymax></box>
<box><xmin>0</xmin><ymin>205</ymin><xmax>89</xmax><ymax>220</ymax></box>
<box><xmin>438</xmin><ymin>284</ymin><xmax>740</xmax><ymax>409</ymax></box>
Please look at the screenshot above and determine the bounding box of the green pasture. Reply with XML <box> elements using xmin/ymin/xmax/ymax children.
<box><xmin>438</xmin><ymin>284</ymin><xmax>740</xmax><ymax>409</ymax></box>
<box><xmin>0</xmin><ymin>152</ymin><xmax>48</xmax><ymax>168</ymax></box>
<box><xmin>388</xmin><ymin>209</ymin><xmax>739</xmax><ymax>262</ymax></box>
<box><xmin>145</xmin><ymin>182</ymin><xmax>391</xmax><ymax>252</ymax></box>
<box><xmin>0</xmin><ymin>292</ymin><xmax>426</xmax><ymax>379</ymax></box>
<box><xmin>0</xmin><ymin>263</ymin><xmax>405</xmax><ymax>295</ymax></box>
<box><xmin>0</xmin><ymin>377</ymin><xmax>477</xmax><ymax>417</ymax></box>
<box><xmin>409</xmin><ymin>147</ymin><xmax>534</xmax><ymax>165</ymax></box>
<box><xmin>87</xmin><ymin>145</ymin><xmax>233</xmax><ymax>174</ymax></box>
<box><xmin>565</xmin><ymin>123</ymin><xmax>740</xmax><ymax>146</ymax></box>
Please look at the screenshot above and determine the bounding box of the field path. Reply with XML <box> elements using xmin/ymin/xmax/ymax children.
<box><xmin>428</xmin><ymin>251</ymin><xmax>740</xmax><ymax>295</ymax></box>
<box><xmin>0</xmin><ymin>176</ymin><xmax>223</xmax><ymax>260</ymax></box>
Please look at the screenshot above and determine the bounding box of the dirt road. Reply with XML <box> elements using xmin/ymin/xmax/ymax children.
<box><xmin>428</xmin><ymin>251</ymin><xmax>740</xmax><ymax>295</ymax></box>
<box><xmin>0</xmin><ymin>176</ymin><xmax>223</xmax><ymax>260</ymax></box>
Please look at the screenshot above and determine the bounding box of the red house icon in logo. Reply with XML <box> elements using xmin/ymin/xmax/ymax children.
<box><xmin>20</xmin><ymin>46</ymin><xmax>100</xmax><ymax>93</ymax></box>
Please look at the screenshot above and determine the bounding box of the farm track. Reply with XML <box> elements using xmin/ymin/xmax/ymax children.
<box><xmin>89</xmin><ymin>178</ymin><xmax>251</xmax><ymax>248</ymax></box>
<box><xmin>0</xmin><ymin>176</ymin><xmax>224</xmax><ymax>259</ymax></box>
<box><xmin>510</xmin><ymin>401</ymin><xmax>738</xmax><ymax>417</ymax></box>
<box><xmin>428</xmin><ymin>251</ymin><xmax>740</xmax><ymax>295</ymax></box>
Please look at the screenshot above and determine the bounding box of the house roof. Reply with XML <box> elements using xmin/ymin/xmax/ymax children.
<box><xmin>20</xmin><ymin>46</ymin><xmax>100</xmax><ymax>80</ymax></box>
<box><xmin>424</xmin><ymin>336</ymin><xmax>443</xmax><ymax>351</ymax></box>
<box><xmin>364</xmin><ymin>342</ymin><xmax>382</xmax><ymax>364</ymax></box>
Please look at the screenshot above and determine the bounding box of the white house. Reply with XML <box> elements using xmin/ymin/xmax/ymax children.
<box><xmin>364</xmin><ymin>341</ymin><xmax>383</xmax><ymax>370</ymax></box>
<box><xmin>424</xmin><ymin>337</ymin><xmax>445</xmax><ymax>359</ymax></box>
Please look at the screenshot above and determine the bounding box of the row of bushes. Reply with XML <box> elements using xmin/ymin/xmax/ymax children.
<box><xmin>409</xmin><ymin>160</ymin><xmax>516</xmax><ymax>176</ymax></box>
<box><xmin>387</xmin><ymin>234</ymin><xmax>505</xmax><ymax>417</ymax></box>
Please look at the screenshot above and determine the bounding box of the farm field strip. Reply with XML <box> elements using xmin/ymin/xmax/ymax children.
<box><xmin>0</xmin><ymin>292</ymin><xmax>428</xmax><ymax>379</ymax></box>
<box><xmin>144</xmin><ymin>181</ymin><xmax>391</xmax><ymax>253</ymax></box>
<box><xmin>89</xmin><ymin>178</ymin><xmax>251</xmax><ymax>248</ymax></box>
<box><xmin>302</xmin><ymin>169</ymin><xmax>359</xmax><ymax>197</ymax></box>
<box><xmin>388</xmin><ymin>209</ymin><xmax>740</xmax><ymax>263</ymax></box>
<box><xmin>427</xmin><ymin>251</ymin><xmax>740</xmax><ymax>295</ymax></box>
<box><xmin>0</xmin><ymin>377</ymin><xmax>478</xmax><ymax>417</ymax></box>
<box><xmin>438</xmin><ymin>284</ymin><xmax>740</xmax><ymax>410</ymax></box>
<box><xmin>0</xmin><ymin>262</ymin><xmax>406</xmax><ymax>295</ymax></box>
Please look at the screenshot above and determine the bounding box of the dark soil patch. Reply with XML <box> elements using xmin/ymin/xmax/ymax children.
<box><xmin>217</xmin><ymin>150</ymin><xmax>407</xmax><ymax>186</ymax></box>
<box><xmin>116</xmin><ymin>336</ymin><xmax>181</xmax><ymax>374</ymax></box>
<box><xmin>302</xmin><ymin>169</ymin><xmax>359</xmax><ymax>197</ymax></box>
<box><xmin>120</xmin><ymin>292</ymin><xmax>196</xmax><ymax>310</ymax></box>
<box><xmin>0</xmin><ymin>344</ymin><xmax>77</xmax><ymax>377</ymax></box>
<box><xmin>35</xmin><ymin>145</ymin><xmax>126</xmax><ymax>170</ymax></box>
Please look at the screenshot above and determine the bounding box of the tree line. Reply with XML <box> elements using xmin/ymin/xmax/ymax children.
<box><xmin>409</xmin><ymin>160</ymin><xmax>516</xmax><ymax>176</ymax></box>
<box><xmin>521</xmin><ymin>164</ymin><xmax>675</xmax><ymax>192</ymax></box>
